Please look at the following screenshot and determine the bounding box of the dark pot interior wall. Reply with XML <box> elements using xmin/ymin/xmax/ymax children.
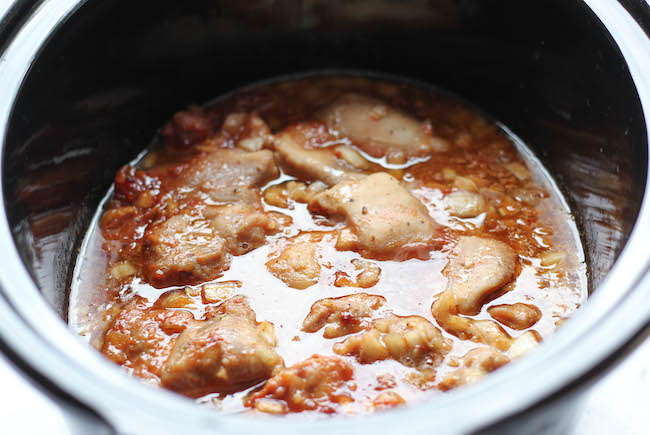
<box><xmin>3</xmin><ymin>0</ymin><xmax>646</xmax><ymax>317</ymax></box>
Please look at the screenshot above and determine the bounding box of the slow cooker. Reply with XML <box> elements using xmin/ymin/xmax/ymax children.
<box><xmin>0</xmin><ymin>1</ymin><xmax>649</xmax><ymax>434</ymax></box>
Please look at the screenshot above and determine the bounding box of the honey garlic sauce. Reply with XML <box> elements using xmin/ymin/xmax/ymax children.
<box><xmin>69</xmin><ymin>75</ymin><xmax>587</xmax><ymax>416</ymax></box>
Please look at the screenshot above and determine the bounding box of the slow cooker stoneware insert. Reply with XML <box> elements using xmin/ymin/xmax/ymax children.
<box><xmin>0</xmin><ymin>1</ymin><xmax>649</xmax><ymax>434</ymax></box>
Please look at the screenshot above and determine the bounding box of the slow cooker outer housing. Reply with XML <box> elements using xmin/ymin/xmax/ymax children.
<box><xmin>0</xmin><ymin>1</ymin><xmax>649</xmax><ymax>434</ymax></box>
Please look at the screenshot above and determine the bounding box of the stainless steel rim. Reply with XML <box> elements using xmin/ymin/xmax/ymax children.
<box><xmin>0</xmin><ymin>1</ymin><xmax>648</xmax><ymax>434</ymax></box>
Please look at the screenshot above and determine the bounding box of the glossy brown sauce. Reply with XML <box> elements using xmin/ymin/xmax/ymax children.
<box><xmin>70</xmin><ymin>75</ymin><xmax>587</xmax><ymax>416</ymax></box>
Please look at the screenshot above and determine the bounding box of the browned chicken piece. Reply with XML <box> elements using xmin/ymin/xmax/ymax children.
<box><xmin>205</xmin><ymin>203</ymin><xmax>285</xmax><ymax>256</ymax></box>
<box><xmin>334</xmin><ymin>314</ymin><xmax>451</xmax><ymax>369</ymax></box>
<box><xmin>220</xmin><ymin>112</ymin><xmax>272</xmax><ymax>152</ymax></box>
<box><xmin>372</xmin><ymin>391</ymin><xmax>406</xmax><ymax>410</ymax></box>
<box><xmin>439</xmin><ymin>348</ymin><xmax>510</xmax><ymax>391</ymax></box>
<box><xmin>310</xmin><ymin>172</ymin><xmax>440</xmax><ymax>259</ymax></box>
<box><xmin>199</xmin><ymin>281</ymin><xmax>241</xmax><ymax>304</ymax></box>
<box><xmin>432</xmin><ymin>236</ymin><xmax>520</xmax><ymax>350</ymax></box>
<box><xmin>102</xmin><ymin>297</ymin><xmax>194</xmax><ymax>383</ymax></box>
<box><xmin>101</xmin><ymin>205</ymin><xmax>139</xmax><ymax>234</ymax></box>
<box><xmin>245</xmin><ymin>355</ymin><xmax>354</xmax><ymax>414</ymax></box>
<box><xmin>334</xmin><ymin>258</ymin><xmax>382</xmax><ymax>288</ymax></box>
<box><xmin>109</xmin><ymin>261</ymin><xmax>138</xmax><ymax>280</ymax></box>
<box><xmin>443</xmin><ymin>236</ymin><xmax>517</xmax><ymax>316</ymax></box>
<box><xmin>155</xmin><ymin>289</ymin><xmax>199</xmax><ymax>309</ymax></box>
<box><xmin>142</xmin><ymin>214</ymin><xmax>228</xmax><ymax>288</ymax></box>
<box><xmin>432</xmin><ymin>291</ymin><xmax>542</xmax><ymax>353</ymax></box>
<box><xmin>116</xmin><ymin>142</ymin><xmax>277</xmax><ymax>210</ymax></box>
<box><xmin>444</xmin><ymin>190</ymin><xmax>487</xmax><ymax>218</ymax></box>
<box><xmin>266</xmin><ymin>236</ymin><xmax>322</xmax><ymax>290</ymax></box>
<box><xmin>488</xmin><ymin>303</ymin><xmax>542</xmax><ymax>330</ymax></box>
<box><xmin>263</xmin><ymin>180</ymin><xmax>327</xmax><ymax>208</ymax></box>
<box><xmin>273</xmin><ymin>128</ymin><xmax>359</xmax><ymax>186</ymax></box>
<box><xmin>353</xmin><ymin>259</ymin><xmax>382</xmax><ymax>287</ymax></box>
<box><xmin>319</xmin><ymin>93</ymin><xmax>447</xmax><ymax>161</ymax></box>
<box><xmin>162</xmin><ymin>106</ymin><xmax>215</xmax><ymax>149</ymax></box>
<box><xmin>333</xmin><ymin>145</ymin><xmax>373</xmax><ymax>170</ymax></box>
<box><xmin>432</xmin><ymin>289</ymin><xmax>514</xmax><ymax>351</ymax></box>
<box><xmin>302</xmin><ymin>293</ymin><xmax>387</xmax><ymax>338</ymax></box>
<box><xmin>161</xmin><ymin>296</ymin><xmax>283</xmax><ymax>397</ymax></box>
<box><xmin>177</xmin><ymin>148</ymin><xmax>279</xmax><ymax>204</ymax></box>
<box><xmin>143</xmin><ymin>203</ymin><xmax>286</xmax><ymax>287</ymax></box>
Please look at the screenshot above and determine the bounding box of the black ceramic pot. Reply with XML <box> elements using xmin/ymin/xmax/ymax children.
<box><xmin>0</xmin><ymin>1</ymin><xmax>649</xmax><ymax>434</ymax></box>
